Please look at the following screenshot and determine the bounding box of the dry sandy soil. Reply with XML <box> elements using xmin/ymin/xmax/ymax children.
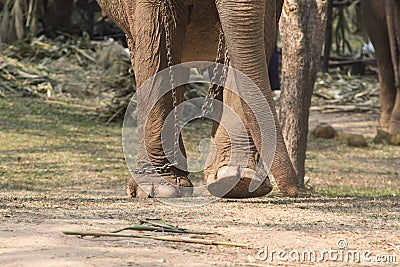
<box><xmin>1</xmin><ymin>191</ymin><xmax>399</xmax><ymax>267</ymax></box>
<box><xmin>1</xmin><ymin>108</ymin><xmax>399</xmax><ymax>267</ymax></box>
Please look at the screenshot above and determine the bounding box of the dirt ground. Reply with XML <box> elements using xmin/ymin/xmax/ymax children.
<box><xmin>1</xmin><ymin>191</ymin><xmax>399</xmax><ymax>267</ymax></box>
<box><xmin>1</xmin><ymin>98</ymin><xmax>399</xmax><ymax>266</ymax></box>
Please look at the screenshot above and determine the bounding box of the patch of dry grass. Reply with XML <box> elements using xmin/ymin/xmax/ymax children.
<box><xmin>306</xmin><ymin>136</ymin><xmax>400</xmax><ymax>197</ymax></box>
<box><xmin>1</xmin><ymin>95</ymin><xmax>399</xmax><ymax>197</ymax></box>
<box><xmin>0</xmin><ymin>96</ymin><xmax>129</xmax><ymax>192</ymax></box>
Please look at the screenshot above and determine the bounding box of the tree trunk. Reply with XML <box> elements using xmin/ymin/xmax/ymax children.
<box><xmin>279</xmin><ymin>0</ymin><xmax>328</xmax><ymax>187</ymax></box>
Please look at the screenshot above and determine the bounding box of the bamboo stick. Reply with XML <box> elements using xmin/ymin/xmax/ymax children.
<box><xmin>110</xmin><ymin>224</ymin><xmax>214</xmax><ymax>235</ymax></box>
<box><xmin>62</xmin><ymin>231</ymin><xmax>247</xmax><ymax>248</ymax></box>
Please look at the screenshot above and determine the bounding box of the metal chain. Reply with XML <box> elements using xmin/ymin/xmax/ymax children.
<box><xmin>216</xmin><ymin>47</ymin><xmax>230</xmax><ymax>97</ymax></box>
<box><xmin>200</xmin><ymin>28</ymin><xmax>230</xmax><ymax>118</ymax></box>
<box><xmin>161</xmin><ymin>0</ymin><xmax>180</xmax><ymax>170</ymax></box>
<box><xmin>132</xmin><ymin>164</ymin><xmax>174</xmax><ymax>174</ymax></box>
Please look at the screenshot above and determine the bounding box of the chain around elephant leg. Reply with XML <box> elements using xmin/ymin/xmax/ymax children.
<box><xmin>126</xmin><ymin>0</ymin><xmax>193</xmax><ymax>198</ymax></box>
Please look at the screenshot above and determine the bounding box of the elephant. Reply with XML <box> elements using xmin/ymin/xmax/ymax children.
<box><xmin>95</xmin><ymin>0</ymin><xmax>299</xmax><ymax>198</ymax></box>
<box><xmin>360</xmin><ymin>0</ymin><xmax>400</xmax><ymax>135</ymax></box>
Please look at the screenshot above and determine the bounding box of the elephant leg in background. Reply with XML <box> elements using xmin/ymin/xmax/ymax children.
<box><xmin>125</xmin><ymin>0</ymin><xmax>193</xmax><ymax>198</ymax></box>
<box><xmin>214</xmin><ymin>0</ymin><xmax>298</xmax><ymax>197</ymax></box>
<box><xmin>385</xmin><ymin>0</ymin><xmax>400</xmax><ymax>134</ymax></box>
<box><xmin>361</xmin><ymin>0</ymin><xmax>400</xmax><ymax>134</ymax></box>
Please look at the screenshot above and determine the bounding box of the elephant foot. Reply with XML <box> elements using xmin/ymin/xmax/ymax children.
<box><xmin>205</xmin><ymin>166</ymin><xmax>272</xmax><ymax>198</ymax></box>
<box><xmin>127</xmin><ymin>174</ymin><xmax>193</xmax><ymax>198</ymax></box>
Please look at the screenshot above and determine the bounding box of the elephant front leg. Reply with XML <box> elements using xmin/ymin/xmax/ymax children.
<box><xmin>126</xmin><ymin>0</ymin><xmax>193</xmax><ymax>198</ymax></box>
<box><xmin>215</xmin><ymin>0</ymin><xmax>298</xmax><ymax>196</ymax></box>
<box><xmin>204</xmin><ymin>88</ymin><xmax>273</xmax><ymax>198</ymax></box>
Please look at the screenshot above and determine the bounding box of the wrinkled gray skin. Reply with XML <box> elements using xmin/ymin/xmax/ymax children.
<box><xmin>96</xmin><ymin>0</ymin><xmax>298</xmax><ymax>198</ymax></box>
<box><xmin>360</xmin><ymin>0</ymin><xmax>400</xmax><ymax>134</ymax></box>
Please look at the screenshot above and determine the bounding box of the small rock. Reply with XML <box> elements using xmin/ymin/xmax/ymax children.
<box><xmin>389</xmin><ymin>134</ymin><xmax>400</xmax><ymax>146</ymax></box>
<box><xmin>347</xmin><ymin>134</ymin><xmax>368</xmax><ymax>147</ymax></box>
<box><xmin>373</xmin><ymin>128</ymin><xmax>392</xmax><ymax>144</ymax></box>
<box><xmin>312</xmin><ymin>123</ymin><xmax>337</xmax><ymax>139</ymax></box>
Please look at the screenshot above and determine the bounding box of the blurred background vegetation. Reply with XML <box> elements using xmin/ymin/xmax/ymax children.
<box><xmin>0</xmin><ymin>0</ymin><xmax>376</xmax><ymax>123</ymax></box>
<box><xmin>0</xmin><ymin>0</ymin><xmax>122</xmax><ymax>44</ymax></box>
<box><xmin>0</xmin><ymin>0</ymin><xmax>369</xmax><ymax>55</ymax></box>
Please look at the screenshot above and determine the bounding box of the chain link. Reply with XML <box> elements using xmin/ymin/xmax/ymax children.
<box><xmin>200</xmin><ymin>28</ymin><xmax>230</xmax><ymax>118</ymax></box>
<box><xmin>132</xmin><ymin>163</ymin><xmax>176</xmax><ymax>174</ymax></box>
<box><xmin>214</xmin><ymin>48</ymin><xmax>230</xmax><ymax>98</ymax></box>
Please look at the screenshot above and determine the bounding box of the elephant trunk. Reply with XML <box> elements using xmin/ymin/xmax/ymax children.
<box><xmin>216</xmin><ymin>0</ymin><xmax>298</xmax><ymax>196</ymax></box>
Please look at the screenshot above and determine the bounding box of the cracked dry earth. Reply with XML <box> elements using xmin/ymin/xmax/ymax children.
<box><xmin>1</xmin><ymin>190</ymin><xmax>399</xmax><ymax>266</ymax></box>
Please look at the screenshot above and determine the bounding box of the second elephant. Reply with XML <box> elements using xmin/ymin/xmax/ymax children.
<box><xmin>360</xmin><ymin>0</ymin><xmax>400</xmax><ymax>134</ymax></box>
